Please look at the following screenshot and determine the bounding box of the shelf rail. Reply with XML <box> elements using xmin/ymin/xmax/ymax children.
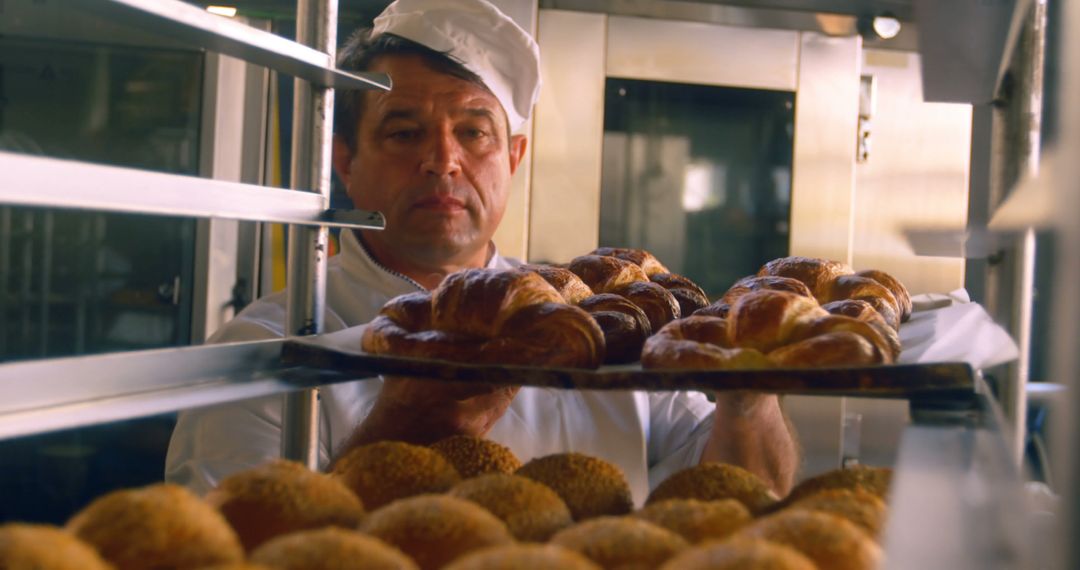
<box><xmin>0</xmin><ymin>340</ymin><xmax>356</xmax><ymax>440</ymax></box>
<box><xmin>72</xmin><ymin>0</ymin><xmax>390</xmax><ymax>91</ymax></box>
<box><xmin>0</xmin><ymin>151</ymin><xmax>385</xmax><ymax>230</ymax></box>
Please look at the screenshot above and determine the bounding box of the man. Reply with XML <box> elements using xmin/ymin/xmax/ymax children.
<box><xmin>166</xmin><ymin>0</ymin><xmax>798</xmax><ymax>502</ymax></box>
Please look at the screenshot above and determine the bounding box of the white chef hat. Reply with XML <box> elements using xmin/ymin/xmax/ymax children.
<box><xmin>371</xmin><ymin>0</ymin><xmax>541</xmax><ymax>132</ymax></box>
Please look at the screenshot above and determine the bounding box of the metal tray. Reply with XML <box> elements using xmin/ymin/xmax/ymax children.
<box><xmin>281</xmin><ymin>332</ymin><xmax>975</xmax><ymax>400</ymax></box>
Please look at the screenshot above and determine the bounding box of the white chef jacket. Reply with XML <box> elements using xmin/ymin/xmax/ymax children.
<box><xmin>165</xmin><ymin>231</ymin><xmax>716</xmax><ymax>505</ymax></box>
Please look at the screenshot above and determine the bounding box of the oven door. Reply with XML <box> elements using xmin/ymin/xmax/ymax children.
<box><xmin>528</xmin><ymin>11</ymin><xmax>862</xmax><ymax>475</ymax></box>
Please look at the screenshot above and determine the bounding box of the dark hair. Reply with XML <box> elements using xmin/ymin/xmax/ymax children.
<box><xmin>334</xmin><ymin>31</ymin><xmax>490</xmax><ymax>151</ymax></box>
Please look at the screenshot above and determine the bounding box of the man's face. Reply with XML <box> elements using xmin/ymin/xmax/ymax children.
<box><xmin>333</xmin><ymin>54</ymin><xmax>527</xmax><ymax>268</ymax></box>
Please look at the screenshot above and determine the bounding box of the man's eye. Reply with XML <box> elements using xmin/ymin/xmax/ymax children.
<box><xmin>460</xmin><ymin>127</ymin><xmax>488</xmax><ymax>140</ymax></box>
<box><xmin>388</xmin><ymin>129</ymin><xmax>420</xmax><ymax>141</ymax></box>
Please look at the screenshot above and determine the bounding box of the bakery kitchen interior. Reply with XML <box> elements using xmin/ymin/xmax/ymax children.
<box><xmin>0</xmin><ymin>0</ymin><xmax>1076</xmax><ymax>569</ymax></box>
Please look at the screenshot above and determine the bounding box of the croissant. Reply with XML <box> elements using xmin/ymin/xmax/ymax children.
<box><xmin>856</xmin><ymin>269</ymin><xmax>912</xmax><ymax>322</ymax></box>
<box><xmin>590</xmin><ymin>247</ymin><xmax>711</xmax><ymax>315</ymax></box>
<box><xmin>786</xmin><ymin>314</ymin><xmax>896</xmax><ymax>363</ymax></box>
<box><xmin>757</xmin><ymin>256</ymin><xmax>911</xmax><ymax>329</ymax></box>
<box><xmin>568</xmin><ymin>255</ymin><xmax>649</xmax><ymax>292</ymax></box>
<box><xmin>757</xmin><ymin>257</ymin><xmax>853</xmax><ymax>300</ymax></box>
<box><xmin>361</xmin><ymin>268</ymin><xmax>605</xmax><ymax>368</ymax></box>
<box><xmin>641</xmin><ymin>316</ymin><xmax>771</xmax><ymax>370</ymax></box>
<box><xmin>720</xmin><ymin>276</ymin><xmax>815</xmax><ymax>306</ymax></box>
<box><xmin>822</xmin><ymin>299</ymin><xmax>902</xmax><ymax>359</ymax></box>
<box><xmin>649</xmin><ymin>273</ymin><xmax>710</xmax><ymax>316</ymax></box>
<box><xmin>642</xmin><ymin>289</ymin><xmax>894</xmax><ymax>370</ymax></box>
<box><xmin>578</xmin><ymin>294</ymin><xmax>652</xmax><ymax>363</ymax></box>
<box><xmin>518</xmin><ymin>264</ymin><xmax>593</xmax><ymax>305</ymax></box>
<box><xmin>726</xmin><ymin>290</ymin><xmax>827</xmax><ymax>353</ymax></box>
<box><xmin>767</xmin><ymin>331</ymin><xmax>879</xmax><ymax>368</ymax></box>
<box><xmin>822</xmin><ymin>275</ymin><xmax>900</xmax><ymax>330</ymax></box>
<box><xmin>518</xmin><ymin>264</ymin><xmax>651</xmax><ymax>364</ymax></box>
<box><xmin>591</xmin><ymin>247</ymin><xmax>669</xmax><ymax>276</ymax></box>
<box><xmin>568</xmin><ymin>255</ymin><xmax>681</xmax><ymax>331</ymax></box>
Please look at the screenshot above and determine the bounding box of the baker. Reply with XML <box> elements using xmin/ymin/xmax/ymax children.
<box><xmin>166</xmin><ymin>0</ymin><xmax>799</xmax><ymax>503</ymax></box>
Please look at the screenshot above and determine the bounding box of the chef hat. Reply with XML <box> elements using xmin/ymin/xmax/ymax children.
<box><xmin>371</xmin><ymin>0</ymin><xmax>541</xmax><ymax>132</ymax></box>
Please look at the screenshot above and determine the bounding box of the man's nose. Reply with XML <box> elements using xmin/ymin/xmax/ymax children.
<box><xmin>421</xmin><ymin>128</ymin><xmax>462</xmax><ymax>177</ymax></box>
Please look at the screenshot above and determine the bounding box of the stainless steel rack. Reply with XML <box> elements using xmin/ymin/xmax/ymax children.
<box><xmin>0</xmin><ymin>0</ymin><xmax>390</xmax><ymax>467</ymax></box>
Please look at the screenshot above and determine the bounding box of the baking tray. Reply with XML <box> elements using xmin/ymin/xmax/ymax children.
<box><xmin>281</xmin><ymin>327</ymin><xmax>976</xmax><ymax>400</ymax></box>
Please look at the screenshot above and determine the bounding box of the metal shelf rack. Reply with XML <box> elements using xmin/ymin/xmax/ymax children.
<box><xmin>0</xmin><ymin>0</ymin><xmax>389</xmax><ymax>468</ymax></box>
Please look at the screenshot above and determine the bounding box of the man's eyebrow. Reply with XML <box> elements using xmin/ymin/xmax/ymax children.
<box><xmin>462</xmin><ymin>108</ymin><xmax>498</xmax><ymax>122</ymax></box>
<box><xmin>378</xmin><ymin>109</ymin><xmax>419</xmax><ymax>123</ymax></box>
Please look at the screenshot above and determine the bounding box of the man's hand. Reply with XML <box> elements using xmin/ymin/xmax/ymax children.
<box><xmin>701</xmin><ymin>391</ymin><xmax>800</xmax><ymax>497</ymax></box>
<box><xmin>331</xmin><ymin>376</ymin><xmax>519</xmax><ymax>465</ymax></box>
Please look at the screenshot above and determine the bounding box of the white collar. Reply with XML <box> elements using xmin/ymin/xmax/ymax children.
<box><xmin>340</xmin><ymin>230</ymin><xmax>514</xmax><ymax>291</ymax></box>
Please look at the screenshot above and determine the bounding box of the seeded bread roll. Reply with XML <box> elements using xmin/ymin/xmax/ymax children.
<box><xmin>360</xmin><ymin>495</ymin><xmax>514</xmax><ymax>570</ymax></box>
<box><xmin>331</xmin><ymin>441</ymin><xmax>461</xmax><ymax>510</ymax></box>
<box><xmin>516</xmin><ymin>453</ymin><xmax>634</xmax><ymax>521</ymax></box>
<box><xmin>205</xmin><ymin>460</ymin><xmax>364</xmax><ymax>552</ymax></box>
<box><xmin>66</xmin><ymin>484</ymin><xmax>244</xmax><ymax>570</ymax></box>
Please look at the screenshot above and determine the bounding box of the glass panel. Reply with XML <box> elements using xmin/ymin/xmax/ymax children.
<box><xmin>0</xmin><ymin>37</ymin><xmax>201</xmax><ymax>358</ymax></box>
<box><xmin>0</xmin><ymin>38</ymin><xmax>202</xmax><ymax>524</ymax></box>
<box><xmin>600</xmin><ymin>78</ymin><xmax>795</xmax><ymax>298</ymax></box>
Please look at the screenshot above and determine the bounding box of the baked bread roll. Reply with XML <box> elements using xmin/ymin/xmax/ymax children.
<box><xmin>767</xmin><ymin>331</ymin><xmax>880</xmax><ymax>368</ymax></box>
<box><xmin>66</xmin><ymin>484</ymin><xmax>244</xmax><ymax>570</ymax></box>
<box><xmin>645</xmin><ymin>290</ymin><xmax>894</xmax><ymax>370</ymax></box>
<box><xmin>823</xmin><ymin>275</ymin><xmax>900</xmax><ymax>329</ymax></box>
<box><xmin>568</xmin><ymin>255</ymin><xmax>650</xmax><ymax>293</ymax></box>
<box><xmin>736</xmin><ymin>510</ymin><xmax>882</xmax><ymax>570</ymax></box>
<box><xmin>641</xmin><ymin>316</ymin><xmax>771</xmax><ymax>370</ymax></box>
<box><xmin>726</xmin><ymin>290</ymin><xmax>827</xmax><ymax>353</ymax></box>
<box><xmin>720</xmin><ymin>275</ymin><xmax>814</xmax><ymax>306</ymax></box>
<box><xmin>590</xmin><ymin>247</ymin><xmax>710</xmax><ymax>315</ymax></box>
<box><xmin>568</xmin><ymin>255</ymin><xmax>681</xmax><ymax>331</ymax></box>
<box><xmin>786</xmin><ymin>314</ymin><xmax>896</xmax><ymax>363</ymax></box>
<box><xmin>608</xmin><ymin>280</ymin><xmax>681</xmax><ymax>332</ymax></box>
<box><xmin>857</xmin><ymin>269</ymin><xmax>912</xmax><ymax>322</ymax></box>
<box><xmin>518</xmin><ymin>264</ymin><xmax>594</xmax><ymax>304</ymax></box>
<box><xmin>518</xmin><ymin>264</ymin><xmax>651</xmax><ymax>364</ymax></box>
<box><xmin>359</xmin><ymin>495</ymin><xmax>514</xmax><ymax>570</ymax></box>
<box><xmin>822</xmin><ymin>299</ymin><xmax>902</xmax><ymax>359</ymax></box>
<box><xmin>692</xmin><ymin>301</ymin><xmax>730</xmax><ymax>319</ymax></box>
<box><xmin>649</xmin><ymin>273</ymin><xmax>710</xmax><ymax>316</ymax></box>
<box><xmin>758</xmin><ymin>256</ymin><xmax>911</xmax><ymax>328</ymax></box>
<box><xmin>549</xmin><ymin>517</ymin><xmax>688</xmax><ymax>570</ymax></box>
<box><xmin>758</xmin><ymin>256</ymin><xmax>853</xmax><ymax>300</ymax></box>
<box><xmin>577</xmin><ymin>294</ymin><xmax>652</xmax><ymax>364</ymax></box>
<box><xmin>361</xmin><ymin>269</ymin><xmax>605</xmax><ymax>369</ymax></box>
<box><xmin>590</xmin><ymin>246</ymin><xmax>669</xmax><ymax>276</ymax></box>
<box><xmin>206</xmin><ymin>459</ymin><xmax>365</xmax><ymax>552</ymax></box>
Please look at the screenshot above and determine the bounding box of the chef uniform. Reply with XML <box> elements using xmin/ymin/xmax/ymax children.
<box><xmin>165</xmin><ymin>0</ymin><xmax>717</xmax><ymax>504</ymax></box>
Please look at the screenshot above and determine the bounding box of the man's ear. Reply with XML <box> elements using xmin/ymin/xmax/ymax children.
<box><xmin>331</xmin><ymin>134</ymin><xmax>355</xmax><ymax>186</ymax></box>
<box><xmin>508</xmin><ymin>134</ymin><xmax>528</xmax><ymax>176</ymax></box>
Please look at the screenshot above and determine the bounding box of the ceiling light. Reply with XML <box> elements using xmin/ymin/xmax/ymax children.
<box><xmin>857</xmin><ymin>12</ymin><xmax>902</xmax><ymax>41</ymax></box>
<box><xmin>872</xmin><ymin>16</ymin><xmax>902</xmax><ymax>39</ymax></box>
<box><xmin>206</xmin><ymin>5</ymin><xmax>238</xmax><ymax>17</ymax></box>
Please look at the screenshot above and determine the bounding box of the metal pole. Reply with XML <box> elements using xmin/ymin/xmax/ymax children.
<box><xmin>1001</xmin><ymin>0</ymin><xmax>1047</xmax><ymax>466</ymax></box>
<box><xmin>281</xmin><ymin>0</ymin><xmax>336</xmax><ymax>468</ymax></box>
<box><xmin>1055</xmin><ymin>0</ymin><xmax>1080</xmax><ymax>566</ymax></box>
